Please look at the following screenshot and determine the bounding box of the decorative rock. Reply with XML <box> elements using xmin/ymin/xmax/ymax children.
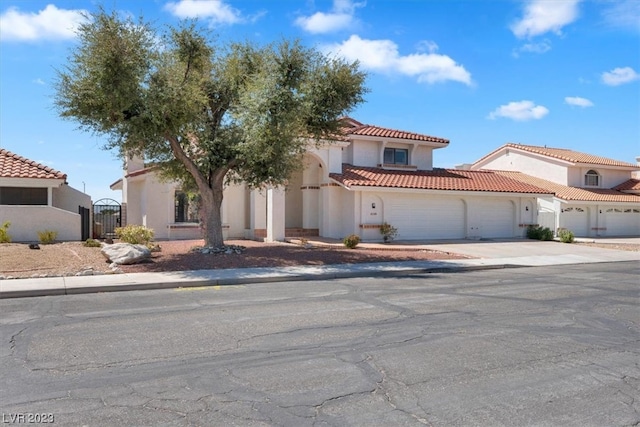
<box><xmin>198</xmin><ymin>244</ymin><xmax>246</xmax><ymax>255</ymax></box>
<box><xmin>101</xmin><ymin>243</ymin><xmax>151</xmax><ymax>265</ymax></box>
<box><xmin>75</xmin><ymin>269</ymin><xmax>95</xmax><ymax>276</ymax></box>
<box><xmin>29</xmin><ymin>243</ymin><xmax>40</xmax><ymax>250</ymax></box>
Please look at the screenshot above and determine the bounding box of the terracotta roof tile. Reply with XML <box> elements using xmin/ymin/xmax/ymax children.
<box><xmin>494</xmin><ymin>171</ymin><xmax>640</xmax><ymax>203</ymax></box>
<box><xmin>476</xmin><ymin>143</ymin><xmax>637</xmax><ymax>168</ymax></box>
<box><xmin>330</xmin><ymin>164</ymin><xmax>552</xmax><ymax>194</ymax></box>
<box><xmin>0</xmin><ymin>148</ymin><xmax>66</xmax><ymax>180</ymax></box>
<box><xmin>349</xmin><ymin>124</ymin><xmax>449</xmax><ymax>144</ymax></box>
<box><xmin>613</xmin><ymin>178</ymin><xmax>640</xmax><ymax>192</ymax></box>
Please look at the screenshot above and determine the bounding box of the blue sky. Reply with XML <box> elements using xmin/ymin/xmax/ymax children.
<box><xmin>1</xmin><ymin>0</ymin><xmax>638</xmax><ymax>202</ymax></box>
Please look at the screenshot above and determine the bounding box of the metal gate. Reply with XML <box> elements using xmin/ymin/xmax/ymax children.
<box><xmin>93</xmin><ymin>198</ymin><xmax>121</xmax><ymax>239</ymax></box>
<box><xmin>79</xmin><ymin>205</ymin><xmax>90</xmax><ymax>241</ymax></box>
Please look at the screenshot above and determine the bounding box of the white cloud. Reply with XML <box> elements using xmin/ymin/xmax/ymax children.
<box><xmin>0</xmin><ymin>4</ymin><xmax>87</xmax><ymax>42</ymax></box>
<box><xmin>564</xmin><ymin>96</ymin><xmax>593</xmax><ymax>107</ymax></box>
<box><xmin>33</xmin><ymin>78</ymin><xmax>45</xmax><ymax>85</ymax></box>
<box><xmin>511</xmin><ymin>0</ymin><xmax>581</xmax><ymax>38</ymax></box>
<box><xmin>601</xmin><ymin>67</ymin><xmax>640</xmax><ymax>86</ymax></box>
<box><xmin>601</xmin><ymin>0</ymin><xmax>640</xmax><ymax>32</ymax></box>
<box><xmin>513</xmin><ymin>39</ymin><xmax>552</xmax><ymax>57</ymax></box>
<box><xmin>164</xmin><ymin>0</ymin><xmax>241</xmax><ymax>23</ymax></box>
<box><xmin>324</xmin><ymin>35</ymin><xmax>472</xmax><ymax>85</ymax></box>
<box><xmin>487</xmin><ymin>100</ymin><xmax>549</xmax><ymax>121</ymax></box>
<box><xmin>295</xmin><ymin>0</ymin><xmax>364</xmax><ymax>34</ymax></box>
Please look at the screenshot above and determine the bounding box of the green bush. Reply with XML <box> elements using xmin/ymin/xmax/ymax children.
<box><xmin>558</xmin><ymin>228</ymin><xmax>575</xmax><ymax>243</ymax></box>
<box><xmin>37</xmin><ymin>230</ymin><xmax>57</xmax><ymax>244</ymax></box>
<box><xmin>343</xmin><ymin>234</ymin><xmax>361</xmax><ymax>249</ymax></box>
<box><xmin>0</xmin><ymin>221</ymin><xmax>11</xmax><ymax>243</ymax></box>
<box><xmin>380</xmin><ymin>222</ymin><xmax>398</xmax><ymax>243</ymax></box>
<box><xmin>83</xmin><ymin>238</ymin><xmax>102</xmax><ymax>247</ymax></box>
<box><xmin>526</xmin><ymin>225</ymin><xmax>554</xmax><ymax>241</ymax></box>
<box><xmin>115</xmin><ymin>224</ymin><xmax>154</xmax><ymax>245</ymax></box>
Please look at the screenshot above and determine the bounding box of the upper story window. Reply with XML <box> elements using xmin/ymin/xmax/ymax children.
<box><xmin>174</xmin><ymin>191</ymin><xmax>200</xmax><ymax>223</ymax></box>
<box><xmin>584</xmin><ymin>170</ymin><xmax>600</xmax><ymax>187</ymax></box>
<box><xmin>384</xmin><ymin>148</ymin><xmax>408</xmax><ymax>165</ymax></box>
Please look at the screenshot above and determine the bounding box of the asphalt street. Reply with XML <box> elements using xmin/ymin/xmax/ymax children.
<box><xmin>1</xmin><ymin>262</ymin><xmax>639</xmax><ymax>426</ymax></box>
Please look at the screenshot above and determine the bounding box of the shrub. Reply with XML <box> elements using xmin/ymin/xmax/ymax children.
<box><xmin>37</xmin><ymin>230</ymin><xmax>57</xmax><ymax>244</ymax></box>
<box><xmin>0</xmin><ymin>221</ymin><xmax>11</xmax><ymax>243</ymax></box>
<box><xmin>380</xmin><ymin>222</ymin><xmax>398</xmax><ymax>243</ymax></box>
<box><xmin>343</xmin><ymin>234</ymin><xmax>361</xmax><ymax>249</ymax></box>
<box><xmin>558</xmin><ymin>228</ymin><xmax>575</xmax><ymax>243</ymax></box>
<box><xmin>83</xmin><ymin>238</ymin><xmax>102</xmax><ymax>247</ymax></box>
<box><xmin>526</xmin><ymin>225</ymin><xmax>554</xmax><ymax>241</ymax></box>
<box><xmin>115</xmin><ymin>224</ymin><xmax>154</xmax><ymax>245</ymax></box>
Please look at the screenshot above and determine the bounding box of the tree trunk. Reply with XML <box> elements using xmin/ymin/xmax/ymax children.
<box><xmin>199</xmin><ymin>177</ymin><xmax>225</xmax><ymax>248</ymax></box>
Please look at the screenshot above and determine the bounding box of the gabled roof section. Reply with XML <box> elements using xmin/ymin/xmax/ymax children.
<box><xmin>494</xmin><ymin>171</ymin><xmax>640</xmax><ymax>203</ymax></box>
<box><xmin>0</xmin><ymin>148</ymin><xmax>66</xmax><ymax>180</ymax></box>
<box><xmin>329</xmin><ymin>164</ymin><xmax>552</xmax><ymax>194</ymax></box>
<box><xmin>337</xmin><ymin>117</ymin><xmax>448</xmax><ymax>145</ymax></box>
<box><xmin>475</xmin><ymin>143</ymin><xmax>638</xmax><ymax>168</ymax></box>
<box><xmin>613</xmin><ymin>178</ymin><xmax>640</xmax><ymax>192</ymax></box>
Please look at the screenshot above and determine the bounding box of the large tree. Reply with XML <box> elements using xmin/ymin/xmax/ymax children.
<box><xmin>55</xmin><ymin>10</ymin><xmax>367</xmax><ymax>248</ymax></box>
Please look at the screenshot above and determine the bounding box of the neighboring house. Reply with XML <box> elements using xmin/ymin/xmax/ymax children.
<box><xmin>111</xmin><ymin>118</ymin><xmax>555</xmax><ymax>241</ymax></box>
<box><xmin>469</xmin><ymin>143</ymin><xmax>640</xmax><ymax>237</ymax></box>
<box><xmin>0</xmin><ymin>149</ymin><xmax>92</xmax><ymax>242</ymax></box>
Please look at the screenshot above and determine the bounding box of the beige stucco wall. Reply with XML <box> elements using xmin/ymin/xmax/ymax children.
<box><xmin>412</xmin><ymin>145</ymin><xmax>434</xmax><ymax>170</ymax></box>
<box><xmin>0</xmin><ymin>205</ymin><xmax>81</xmax><ymax>242</ymax></box>
<box><xmin>53</xmin><ymin>184</ymin><xmax>92</xmax><ymax>212</ymax></box>
<box><xmin>475</xmin><ymin>151</ymin><xmax>569</xmax><ymax>185</ymax></box>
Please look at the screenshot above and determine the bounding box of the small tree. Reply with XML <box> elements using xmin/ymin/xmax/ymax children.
<box><xmin>55</xmin><ymin>9</ymin><xmax>367</xmax><ymax>248</ymax></box>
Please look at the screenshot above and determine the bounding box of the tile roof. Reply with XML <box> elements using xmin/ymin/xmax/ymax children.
<box><xmin>494</xmin><ymin>171</ymin><xmax>640</xmax><ymax>203</ymax></box>
<box><xmin>613</xmin><ymin>178</ymin><xmax>640</xmax><ymax>192</ymax></box>
<box><xmin>339</xmin><ymin>117</ymin><xmax>449</xmax><ymax>145</ymax></box>
<box><xmin>329</xmin><ymin>164</ymin><xmax>552</xmax><ymax>194</ymax></box>
<box><xmin>475</xmin><ymin>143</ymin><xmax>638</xmax><ymax>168</ymax></box>
<box><xmin>0</xmin><ymin>148</ymin><xmax>66</xmax><ymax>180</ymax></box>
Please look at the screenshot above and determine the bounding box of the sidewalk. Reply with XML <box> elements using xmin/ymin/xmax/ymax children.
<box><xmin>2</xmin><ymin>238</ymin><xmax>638</xmax><ymax>299</ymax></box>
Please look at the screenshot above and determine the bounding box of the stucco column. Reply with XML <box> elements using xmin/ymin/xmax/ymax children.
<box><xmin>302</xmin><ymin>185</ymin><xmax>320</xmax><ymax>229</ymax></box>
<box><xmin>266</xmin><ymin>187</ymin><xmax>285</xmax><ymax>242</ymax></box>
<box><xmin>250</xmin><ymin>189</ymin><xmax>267</xmax><ymax>240</ymax></box>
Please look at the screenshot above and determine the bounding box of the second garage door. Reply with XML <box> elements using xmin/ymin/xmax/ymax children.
<box><xmin>562</xmin><ymin>206</ymin><xmax>589</xmax><ymax>236</ymax></box>
<box><xmin>388</xmin><ymin>197</ymin><xmax>465</xmax><ymax>240</ymax></box>
<box><xmin>476</xmin><ymin>199</ymin><xmax>516</xmax><ymax>238</ymax></box>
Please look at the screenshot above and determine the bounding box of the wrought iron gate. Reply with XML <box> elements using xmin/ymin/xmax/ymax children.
<box><xmin>93</xmin><ymin>198</ymin><xmax>121</xmax><ymax>239</ymax></box>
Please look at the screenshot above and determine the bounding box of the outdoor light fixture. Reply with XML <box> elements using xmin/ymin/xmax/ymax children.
<box><xmin>372</xmin><ymin>203</ymin><xmax>376</xmax><ymax>209</ymax></box>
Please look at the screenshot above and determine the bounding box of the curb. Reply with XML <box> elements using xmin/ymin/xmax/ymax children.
<box><xmin>0</xmin><ymin>264</ymin><xmax>513</xmax><ymax>299</ymax></box>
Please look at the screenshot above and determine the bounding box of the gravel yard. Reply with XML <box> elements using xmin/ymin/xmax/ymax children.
<box><xmin>0</xmin><ymin>239</ymin><xmax>469</xmax><ymax>279</ymax></box>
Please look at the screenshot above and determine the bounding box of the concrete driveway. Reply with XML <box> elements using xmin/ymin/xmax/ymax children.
<box><xmin>415</xmin><ymin>238</ymin><xmax>640</xmax><ymax>259</ymax></box>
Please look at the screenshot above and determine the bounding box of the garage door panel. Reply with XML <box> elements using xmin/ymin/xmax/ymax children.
<box><xmin>389</xmin><ymin>198</ymin><xmax>465</xmax><ymax>240</ymax></box>
<box><xmin>562</xmin><ymin>206</ymin><xmax>588</xmax><ymax>236</ymax></box>
<box><xmin>603</xmin><ymin>207</ymin><xmax>640</xmax><ymax>236</ymax></box>
<box><xmin>477</xmin><ymin>200</ymin><xmax>515</xmax><ymax>238</ymax></box>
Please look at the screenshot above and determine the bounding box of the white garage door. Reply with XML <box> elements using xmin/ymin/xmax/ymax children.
<box><xmin>389</xmin><ymin>197</ymin><xmax>465</xmax><ymax>240</ymax></box>
<box><xmin>603</xmin><ymin>208</ymin><xmax>640</xmax><ymax>236</ymax></box>
<box><xmin>476</xmin><ymin>199</ymin><xmax>515</xmax><ymax>238</ymax></box>
<box><xmin>562</xmin><ymin>206</ymin><xmax>588</xmax><ymax>236</ymax></box>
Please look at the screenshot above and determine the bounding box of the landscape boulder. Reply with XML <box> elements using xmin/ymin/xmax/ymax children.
<box><xmin>101</xmin><ymin>243</ymin><xmax>151</xmax><ymax>265</ymax></box>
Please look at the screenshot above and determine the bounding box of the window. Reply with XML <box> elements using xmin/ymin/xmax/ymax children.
<box><xmin>383</xmin><ymin>148</ymin><xmax>409</xmax><ymax>165</ymax></box>
<box><xmin>174</xmin><ymin>191</ymin><xmax>200</xmax><ymax>223</ymax></box>
<box><xmin>584</xmin><ymin>170</ymin><xmax>599</xmax><ymax>187</ymax></box>
<box><xmin>0</xmin><ymin>187</ymin><xmax>47</xmax><ymax>205</ymax></box>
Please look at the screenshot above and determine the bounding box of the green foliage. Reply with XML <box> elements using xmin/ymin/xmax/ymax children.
<box><xmin>83</xmin><ymin>238</ymin><xmax>102</xmax><ymax>247</ymax></box>
<box><xmin>343</xmin><ymin>234</ymin><xmax>361</xmax><ymax>249</ymax></box>
<box><xmin>54</xmin><ymin>9</ymin><xmax>367</xmax><ymax>248</ymax></box>
<box><xmin>380</xmin><ymin>222</ymin><xmax>398</xmax><ymax>243</ymax></box>
<box><xmin>526</xmin><ymin>225</ymin><xmax>554</xmax><ymax>241</ymax></box>
<box><xmin>0</xmin><ymin>221</ymin><xmax>11</xmax><ymax>243</ymax></box>
<box><xmin>37</xmin><ymin>230</ymin><xmax>58</xmax><ymax>244</ymax></box>
<box><xmin>115</xmin><ymin>224</ymin><xmax>154</xmax><ymax>245</ymax></box>
<box><xmin>558</xmin><ymin>228</ymin><xmax>575</xmax><ymax>243</ymax></box>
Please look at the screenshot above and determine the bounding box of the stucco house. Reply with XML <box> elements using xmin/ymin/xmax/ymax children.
<box><xmin>469</xmin><ymin>144</ymin><xmax>640</xmax><ymax>237</ymax></box>
<box><xmin>0</xmin><ymin>149</ymin><xmax>92</xmax><ymax>242</ymax></box>
<box><xmin>111</xmin><ymin>118</ymin><xmax>561</xmax><ymax>241</ymax></box>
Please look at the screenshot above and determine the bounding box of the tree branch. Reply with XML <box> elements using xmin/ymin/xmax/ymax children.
<box><xmin>165</xmin><ymin>133</ymin><xmax>210</xmax><ymax>190</ymax></box>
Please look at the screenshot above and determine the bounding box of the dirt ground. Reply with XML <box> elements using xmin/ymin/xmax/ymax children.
<box><xmin>0</xmin><ymin>239</ymin><xmax>468</xmax><ymax>279</ymax></box>
<box><xmin>1</xmin><ymin>239</ymin><xmax>637</xmax><ymax>279</ymax></box>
